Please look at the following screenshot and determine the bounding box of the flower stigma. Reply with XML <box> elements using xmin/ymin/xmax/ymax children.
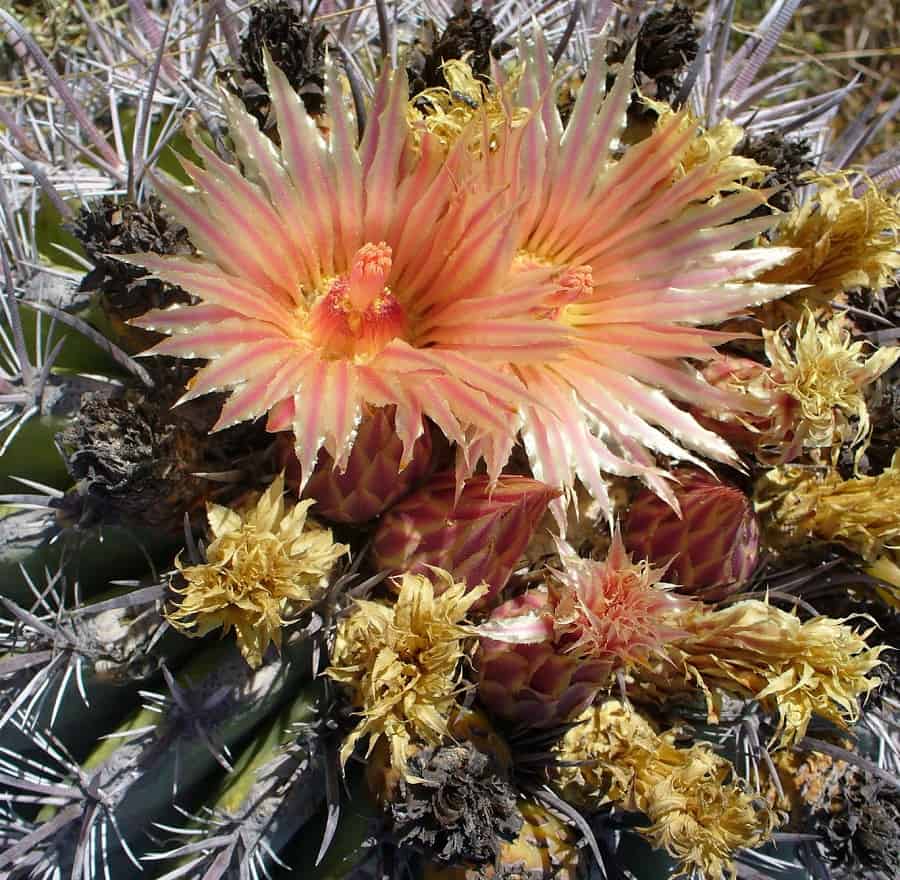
<box><xmin>308</xmin><ymin>242</ymin><xmax>406</xmax><ymax>360</ymax></box>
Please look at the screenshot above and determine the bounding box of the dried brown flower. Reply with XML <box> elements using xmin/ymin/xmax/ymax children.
<box><xmin>389</xmin><ymin>742</ymin><xmax>522</xmax><ymax>866</ymax></box>
<box><xmin>238</xmin><ymin>0</ymin><xmax>326</xmax><ymax>120</ymax></box>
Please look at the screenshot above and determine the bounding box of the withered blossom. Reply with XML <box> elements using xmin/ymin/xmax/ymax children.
<box><xmin>755</xmin><ymin>454</ymin><xmax>900</xmax><ymax>561</ymax></box>
<box><xmin>327</xmin><ymin>571</ymin><xmax>486</xmax><ymax>779</ymax></box>
<box><xmin>702</xmin><ymin>310</ymin><xmax>899</xmax><ymax>463</ymax></box>
<box><xmin>389</xmin><ymin>742</ymin><xmax>521</xmax><ymax>866</ymax></box>
<box><xmin>167</xmin><ymin>473</ymin><xmax>347</xmax><ymax>667</ymax></box>
<box><xmin>555</xmin><ymin>699</ymin><xmax>778</xmax><ymax>880</ymax></box>
<box><xmin>759</xmin><ymin>173</ymin><xmax>900</xmax><ymax>318</ymax></box>
<box><xmin>238</xmin><ymin>0</ymin><xmax>327</xmax><ymax>120</ymax></box>
<box><xmin>633</xmin><ymin>600</ymin><xmax>885</xmax><ymax>746</ymax></box>
<box><xmin>766</xmin><ymin>310</ymin><xmax>899</xmax><ymax>460</ymax></box>
<box><xmin>406</xmin><ymin>6</ymin><xmax>502</xmax><ymax>96</ymax></box>
<box><xmin>735</xmin><ymin>131</ymin><xmax>814</xmax><ymax>214</ymax></box>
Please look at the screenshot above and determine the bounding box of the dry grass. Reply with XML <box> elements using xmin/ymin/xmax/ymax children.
<box><xmin>735</xmin><ymin>0</ymin><xmax>899</xmax><ymax>161</ymax></box>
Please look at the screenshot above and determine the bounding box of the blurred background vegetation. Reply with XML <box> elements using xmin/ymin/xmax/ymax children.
<box><xmin>737</xmin><ymin>0</ymin><xmax>898</xmax><ymax>158</ymax></box>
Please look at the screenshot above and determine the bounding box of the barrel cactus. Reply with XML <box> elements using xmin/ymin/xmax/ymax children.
<box><xmin>1</xmin><ymin>2</ymin><xmax>898</xmax><ymax>880</ymax></box>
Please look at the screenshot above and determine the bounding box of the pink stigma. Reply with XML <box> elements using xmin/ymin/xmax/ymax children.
<box><xmin>308</xmin><ymin>242</ymin><xmax>405</xmax><ymax>359</ymax></box>
<box><xmin>548</xmin><ymin>265</ymin><xmax>594</xmax><ymax>307</ymax></box>
<box><xmin>347</xmin><ymin>242</ymin><xmax>393</xmax><ymax>311</ymax></box>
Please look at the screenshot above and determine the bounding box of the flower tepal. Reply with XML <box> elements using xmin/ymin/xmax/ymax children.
<box><xmin>130</xmin><ymin>53</ymin><xmax>566</xmax><ymax>490</ymax></box>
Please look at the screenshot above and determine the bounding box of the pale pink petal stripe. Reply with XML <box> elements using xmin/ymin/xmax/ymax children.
<box><xmin>541</xmin><ymin>44</ymin><xmax>634</xmax><ymax>252</ymax></box>
<box><xmin>131</xmin><ymin>303</ymin><xmax>236</xmax><ymax>333</ymax></box>
<box><xmin>221</xmin><ymin>89</ymin><xmax>323</xmax><ymax>289</ymax></box>
<box><xmin>145</xmin><ymin>319</ymin><xmax>280</xmax><ymax>358</ymax></box>
<box><xmin>426</xmin><ymin>320</ymin><xmax>572</xmax><ymax>364</ymax></box>
<box><xmin>580</xmin><ymin>324</ymin><xmax>722</xmax><ymax>359</ymax></box>
<box><xmin>267</xmin><ymin>396</ymin><xmax>295</xmax><ymax>432</ymax></box>
<box><xmin>551</xmin><ymin>119</ymin><xmax>693</xmax><ymax>259</ymax></box>
<box><xmin>183</xmin><ymin>139</ymin><xmax>300</xmax><ymax>293</ymax></box>
<box><xmin>179</xmin><ymin>338</ymin><xmax>298</xmax><ymax>402</ymax></box>
<box><xmin>151</xmin><ymin>171</ymin><xmax>244</xmax><ymax>278</ymax></box>
<box><xmin>579</xmin><ymin>281</ymin><xmax>793</xmax><ymax>325</ymax></box>
<box><xmin>291</xmin><ymin>359</ymin><xmax>328</xmax><ymax>489</ymax></box>
<box><xmin>266</xmin><ymin>52</ymin><xmax>335</xmax><ymax>275</ymax></box>
<box><xmin>214</xmin><ymin>354</ymin><xmax>311</xmax><ymax>430</ymax></box>
<box><xmin>363</xmin><ymin>72</ymin><xmax>408</xmax><ymax>242</ymax></box>
<box><xmin>318</xmin><ymin>359</ymin><xmax>361</xmax><ymax>472</ymax></box>
<box><xmin>131</xmin><ymin>254</ymin><xmax>295</xmax><ymax>327</ymax></box>
<box><xmin>386</xmin><ymin>132</ymin><xmax>445</xmax><ymax>259</ymax></box>
<box><xmin>325</xmin><ymin>60</ymin><xmax>363</xmax><ymax>269</ymax></box>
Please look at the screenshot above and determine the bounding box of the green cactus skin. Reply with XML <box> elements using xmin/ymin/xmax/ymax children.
<box><xmin>147</xmin><ymin>680</ymin><xmax>328</xmax><ymax>877</ymax></box>
<box><xmin>274</xmin><ymin>764</ymin><xmax>382</xmax><ymax>880</ymax></box>
<box><xmin>9</xmin><ymin>635</ymin><xmax>313</xmax><ymax>878</ymax></box>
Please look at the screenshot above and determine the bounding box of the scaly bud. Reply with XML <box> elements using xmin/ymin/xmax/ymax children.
<box><xmin>372</xmin><ymin>473</ymin><xmax>559</xmax><ymax>606</ymax></box>
<box><xmin>279</xmin><ymin>406</ymin><xmax>433</xmax><ymax>523</ymax></box>
<box><xmin>625</xmin><ymin>468</ymin><xmax>760</xmax><ymax>600</ymax></box>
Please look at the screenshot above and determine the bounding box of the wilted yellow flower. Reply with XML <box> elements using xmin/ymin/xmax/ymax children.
<box><xmin>167</xmin><ymin>474</ymin><xmax>347</xmax><ymax>667</ymax></box>
<box><xmin>755</xmin><ymin>455</ymin><xmax>900</xmax><ymax>561</ymax></box>
<box><xmin>556</xmin><ymin>699</ymin><xmax>778</xmax><ymax>879</ymax></box>
<box><xmin>407</xmin><ymin>58</ymin><xmax>527</xmax><ymax>154</ymax></box>
<box><xmin>759</xmin><ymin>173</ymin><xmax>900</xmax><ymax>308</ymax></box>
<box><xmin>765</xmin><ymin>309</ymin><xmax>899</xmax><ymax>461</ymax></box>
<box><xmin>700</xmin><ymin>311</ymin><xmax>899</xmax><ymax>464</ymax></box>
<box><xmin>866</xmin><ymin>555</ymin><xmax>900</xmax><ymax>609</ymax></box>
<box><xmin>327</xmin><ymin>570</ymin><xmax>486</xmax><ymax>779</ymax></box>
<box><xmin>651</xmin><ymin>102</ymin><xmax>768</xmax><ymax>191</ymax></box>
<box><xmin>633</xmin><ymin>601</ymin><xmax>884</xmax><ymax>746</ymax></box>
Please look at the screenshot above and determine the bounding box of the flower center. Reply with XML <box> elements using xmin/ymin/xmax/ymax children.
<box><xmin>308</xmin><ymin>242</ymin><xmax>406</xmax><ymax>360</ymax></box>
<box><xmin>514</xmin><ymin>251</ymin><xmax>594</xmax><ymax>322</ymax></box>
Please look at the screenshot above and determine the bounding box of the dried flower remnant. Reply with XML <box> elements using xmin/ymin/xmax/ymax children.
<box><xmin>795</xmin><ymin>754</ymin><xmax>900</xmax><ymax>879</ymax></box>
<box><xmin>555</xmin><ymin>699</ymin><xmax>778</xmax><ymax>880</ymax></box>
<box><xmin>767</xmin><ymin>311</ymin><xmax>899</xmax><ymax>459</ymax></box>
<box><xmin>759</xmin><ymin>174</ymin><xmax>900</xmax><ymax>310</ymax></box>
<box><xmin>477</xmin><ymin>531</ymin><xmax>690</xmax><ymax>726</ymax></box>
<box><xmin>327</xmin><ymin>571</ymin><xmax>486</xmax><ymax>779</ymax></box>
<box><xmin>56</xmin><ymin>385</ymin><xmax>256</xmax><ymax>529</ymax></box>
<box><xmin>735</xmin><ymin>131</ymin><xmax>814</xmax><ymax>214</ymax></box>
<box><xmin>624</xmin><ymin>468</ymin><xmax>760</xmax><ymax>600</ymax></box>
<box><xmin>702</xmin><ymin>310</ymin><xmax>900</xmax><ymax>463</ymax></box>
<box><xmin>166</xmin><ymin>473</ymin><xmax>347</xmax><ymax>667</ymax></box>
<box><xmin>238</xmin><ymin>0</ymin><xmax>327</xmax><ymax>120</ymax></box>
<box><xmin>406</xmin><ymin>6</ymin><xmax>502</xmax><ymax>96</ymax></box>
<box><xmin>634</xmin><ymin>600</ymin><xmax>885</xmax><ymax>746</ymax></box>
<box><xmin>72</xmin><ymin>195</ymin><xmax>194</xmax><ymax>350</ymax></box>
<box><xmin>633</xmin><ymin>3</ymin><xmax>699</xmax><ymax>101</ymax></box>
<box><xmin>755</xmin><ymin>455</ymin><xmax>900</xmax><ymax>561</ymax></box>
<box><xmin>389</xmin><ymin>742</ymin><xmax>522</xmax><ymax>866</ymax></box>
<box><xmin>424</xmin><ymin>799</ymin><xmax>582</xmax><ymax>880</ymax></box>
